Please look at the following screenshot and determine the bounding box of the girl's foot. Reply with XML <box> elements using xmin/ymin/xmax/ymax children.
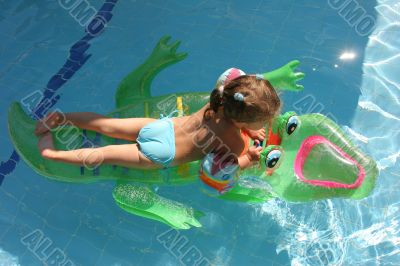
<box><xmin>34</xmin><ymin>112</ymin><xmax>63</xmax><ymax>136</ymax></box>
<box><xmin>38</xmin><ymin>132</ymin><xmax>56</xmax><ymax>159</ymax></box>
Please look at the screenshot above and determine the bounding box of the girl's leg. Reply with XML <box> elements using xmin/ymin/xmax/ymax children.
<box><xmin>35</xmin><ymin>111</ymin><xmax>157</xmax><ymax>141</ymax></box>
<box><xmin>38</xmin><ymin>132</ymin><xmax>161</xmax><ymax>169</ymax></box>
<box><xmin>92</xmin><ymin>117</ymin><xmax>157</xmax><ymax>141</ymax></box>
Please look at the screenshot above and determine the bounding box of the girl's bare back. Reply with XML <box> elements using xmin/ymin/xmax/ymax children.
<box><xmin>171</xmin><ymin>103</ymin><xmax>245</xmax><ymax>166</ymax></box>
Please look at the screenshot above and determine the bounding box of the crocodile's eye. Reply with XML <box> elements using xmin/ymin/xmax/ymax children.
<box><xmin>265</xmin><ymin>149</ymin><xmax>282</xmax><ymax>169</ymax></box>
<box><xmin>286</xmin><ymin>116</ymin><xmax>300</xmax><ymax>135</ymax></box>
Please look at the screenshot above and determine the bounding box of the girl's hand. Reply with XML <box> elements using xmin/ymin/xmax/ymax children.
<box><xmin>34</xmin><ymin>112</ymin><xmax>63</xmax><ymax>136</ymax></box>
<box><xmin>246</xmin><ymin>145</ymin><xmax>263</xmax><ymax>163</ymax></box>
<box><xmin>244</xmin><ymin>128</ymin><xmax>266</xmax><ymax>142</ymax></box>
<box><xmin>238</xmin><ymin>144</ymin><xmax>263</xmax><ymax>169</ymax></box>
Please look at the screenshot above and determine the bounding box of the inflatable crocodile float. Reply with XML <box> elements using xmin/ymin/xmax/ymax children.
<box><xmin>8</xmin><ymin>36</ymin><xmax>378</xmax><ymax>229</ymax></box>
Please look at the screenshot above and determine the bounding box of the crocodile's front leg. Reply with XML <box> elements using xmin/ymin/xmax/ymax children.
<box><xmin>113</xmin><ymin>183</ymin><xmax>203</xmax><ymax>229</ymax></box>
<box><xmin>262</xmin><ymin>60</ymin><xmax>305</xmax><ymax>91</ymax></box>
<box><xmin>217</xmin><ymin>183</ymin><xmax>275</xmax><ymax>203</ymax></box>
<box><xmin>115</xmin><ymin>36</ymin><xmax>188</xmax><ymax>108</ymax></box>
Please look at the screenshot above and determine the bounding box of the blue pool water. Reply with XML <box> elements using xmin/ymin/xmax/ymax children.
<box><xmin>1</xmin><ymin>0</ymin><xmax>399</xmax><ymax>265</ymax></box>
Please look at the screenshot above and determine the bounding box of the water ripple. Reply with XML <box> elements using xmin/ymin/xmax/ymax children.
<box><xmin>260</xmin><ymin>0</ymin><xmax>400</xmax><ymax>264</ymax></box>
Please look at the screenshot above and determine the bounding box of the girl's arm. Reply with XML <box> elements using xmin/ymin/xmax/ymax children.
<box><xmin>238</xmin><ymin>153</ymin><xmax>252</xmax><ymax>169</ymax></box>
<box><xmin>241</xmin><ymin>128</ymin><xmax>266</xmax><ymax>142</ymax></box>
<box><xmin>238</xmin><ymin>145</ymin><xmax>262</xmax><ymax>169</ymax></box>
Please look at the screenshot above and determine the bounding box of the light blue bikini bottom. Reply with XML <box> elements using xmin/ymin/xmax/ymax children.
<box><xmin>136</xmin><ymin>111</ymin><xmax>178</xmax><ymax>168</ymax></box>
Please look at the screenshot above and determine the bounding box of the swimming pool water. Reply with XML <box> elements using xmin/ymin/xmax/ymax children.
<box><xmin>1</xmin><ymin>0</ymin><xmax>399</xmax><ymax>265</ymax></box>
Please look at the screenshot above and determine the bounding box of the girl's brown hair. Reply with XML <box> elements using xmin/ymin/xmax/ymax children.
<box><xmin>204</xmin><ymin>75</ymin><xmax>281</xmax><ymax>125</ymax></box>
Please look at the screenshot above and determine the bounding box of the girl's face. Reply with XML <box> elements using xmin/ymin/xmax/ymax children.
<box><xmin>232</xmin><ymin>120</ymin><xmax>266</xmax><ymax>130</ymax></box>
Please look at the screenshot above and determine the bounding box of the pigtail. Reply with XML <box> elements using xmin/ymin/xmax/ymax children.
<box><xmin>210</xmin><ymin>87</ymin><xmax>223</xmax><ymax>112</ymax></box>
<box><xmin>204</xmin><ymin>87</ymin><xmax>223</xmax><ymax>120</ymax></box>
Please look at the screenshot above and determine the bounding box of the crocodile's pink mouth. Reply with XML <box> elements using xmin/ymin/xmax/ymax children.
<box><xmin>294</xmin><ymin>136</ymin><xmax>365</xmax><ymax>189</ymax></box>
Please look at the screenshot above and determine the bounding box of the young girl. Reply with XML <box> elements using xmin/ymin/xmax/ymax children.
<box><xmin>35</xmin><ymin>72</ymin><xmax>281</xmax><ymax>170</ymax></box>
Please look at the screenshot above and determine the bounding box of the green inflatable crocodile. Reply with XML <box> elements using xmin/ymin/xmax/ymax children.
<box><xmin>8</xmin><ymin>36</ymin><xmax>378</xmax><ymax>229</ymax></box>
<box><xmin>237</xmin><ymin>111</ymin><xmax>378</xmax><ymax>202</ymax></box>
